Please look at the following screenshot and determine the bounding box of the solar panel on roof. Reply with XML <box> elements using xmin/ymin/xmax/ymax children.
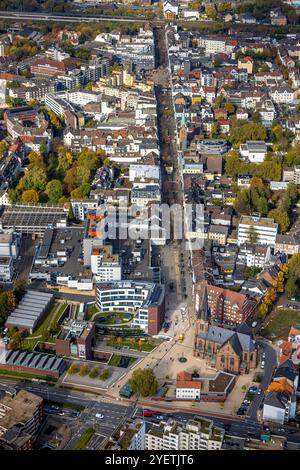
<box><xmin>6</xmin><ymin>350</ymin><xmax>19</xmax><ymax>363</ymax></box>
<box><xmin>44</xmin><ymin>356</ymin><xmax>56</xmax><ymax>370</ymax></box>
<box><xmin>52</xmin><ymin>358</ymin><xmax>62</xmax><ymax>371</ymax></box>
<box><xmin>39</xmin><ymin>355</ymin><xmax>50</xmax><ymax>369</ymax></box>
<box><xmin>16</xmin><ymin>351</ymin><xmax>27</xmax><ymax>365</ymax></box>
<box><xmin>30</xmin><ymin>354</ymin><xmax>42</xmax><ymax>368</ymax></box>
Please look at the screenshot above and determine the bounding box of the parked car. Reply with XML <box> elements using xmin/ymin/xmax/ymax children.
<box><xmin>261</xmin><ymin>361</ymin><xmax>265</xmax><ymax>369</ymax></box>
<box><xmin>95</xmin><ymin>413</ymin><xmax>104</xmax><ymax>419</ymax></box>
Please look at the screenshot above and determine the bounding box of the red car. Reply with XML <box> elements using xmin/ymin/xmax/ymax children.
<box><xmin>143</xmin><ymin>410</ymin><xmax>153</xmax><ymax>417</ymax></box>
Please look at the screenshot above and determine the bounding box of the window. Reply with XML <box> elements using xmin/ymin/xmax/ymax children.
<box><xmin>230</xmin><ymin>357</ymin><xmax>234</xmax><ymax>367</ymax></box>
<box><xmin>221</xmin><ymin>355</ymin><xmax>225</xmax><ymax>364</ymax></box>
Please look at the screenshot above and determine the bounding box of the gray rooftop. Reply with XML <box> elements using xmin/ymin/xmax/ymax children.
<box><xmin>198</xmin><ymin>325</ymin><xmax>256</xmax><ymax>352</ymax></box>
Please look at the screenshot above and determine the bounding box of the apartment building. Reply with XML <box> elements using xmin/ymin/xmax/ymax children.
<box><xmin>96</xmin><ymin>281</ymin><xmax>165</xmax><ymax>334</ymax></box>
<box><xmin>194</xmin><ymin>280</ymin><xmax>257</xmax><ymax>326</ymax></box>
<box><xmin>239</xmin><ymin>141</ymin><xmax>267</xmax><ymax>163</ymax></box>
<box><xmin>30</xmin><ymin>58</ymin><xmax>69</xmax><ymax>77</ymax></box>
<box><xmin>71</xmin><ymin>199</ymin><xmax>99</xmax><ymax>221</ymax></box>
<box><xmin>275</xmin><ymin>234</ymin><xmax>300</xmax><ymax>255</ymax></box>
<box><xmin>237</xmin><ymin>214</ymin><xmax>278</xmax><ymax>247</ymax></box>
<box><xmin>91</xmin><ymin>245</ymin><xmax>122</xmax><ymax>281</ymax></box>
<box><xmin>0</xmin><ymin>390</ymin><xmax>43</xmax><ymax>450</ymax></box>
<box><xmin>105</xmin><ymin>419</ymin><xmax>146</xmax><ymax>450</ymax></box>
<box><xmin>145</xmin><ymin>417</ymin><xmax>224</xmax><ymax>450</ymax></box>
<box><xmin>237</xmin><ymin>242</ymin><xmax>271</xmax><ymax>268</ymax></box>
<box><xmin>208</xmin><ymin>225</ymin><xmax>228</xmax><ymax>245</ymax></box>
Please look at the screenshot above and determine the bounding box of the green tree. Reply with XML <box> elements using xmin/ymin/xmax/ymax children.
<box><xmin>69</xmin><ymin>363</ymin><xmax>79</xmax><ymax>375</ymax></box>
<box><xmin>225</xmin><ymin>103</ymin><xmax>235</xmax><ymax>114</ymax></box>
<box><xmin>13</xmin><ymin>280</ymin><xmax>27</xmax><ymax>301</ymax></box>
<box><xmin>79</xmin><ymin>365</ymin><xmax>89</xmax><ymax>376</ymax></box>
<box><xmin>100</xmin><ymin>369</ymin><xmax>110</xmax><ymax>380</ymax></box>
<box><xmin>70</xmin><ymin>187</ymin><xmax>82</xmax><ymax>199</ymax></box>
<box><xmin>234</xmin><ymin>189</ymin><xmax>251</xmax><ymax>214</ymax></box>
<box><xmin>225</xmin><ymin>150</ymin><xmax>241</xmax><ymax>179</ymax></box>
<box><xmin>0</xmin><ymin>140</ymin><xmax>9</xmax><ymax>158</ymax></box>
<box><xmin>268</xmin><ymin>208</ymin><xmax>290</xmax><ymax>233</ymax></box>
<box><xmin>80</xmin><ymin>183</ymin><xmax>91</xmax><ymax>198</ymax></box>
<box><xmin>10</xmin><ymin>331</ymin><xmax>23</xmax><ymax>350</ymax></box>
<box><xmin>89</xmin><ymin>368</ymin><xmax>99</xmax><ymax>379</ymax></box>
<box><xmin>18</xmin><ymin>167</ymin><xmax>47</xmax><ymax>192</ymax></box>
<box><xmin>45</xmin><ymin>179</ymin><xmax>63</xmax><ymax>203</ymax></box>
<box><xmin>128</xmin><ymin>368</ymin><xmax>158</xmax><ymax>397</ymax></box>
<box><xmin>58</xmin><ymin>149</ymin><xmax>73</xmax><ymax>173</ymax></box>
<box><xmin>21</xmin><ymin>189</ymin><xmax>39</xmax><ymax>204</ymax></box>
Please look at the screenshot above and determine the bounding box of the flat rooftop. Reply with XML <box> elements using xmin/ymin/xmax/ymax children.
<box><xmin>0</xmin><ymin>390</ymin><xmax>43</xmax><ymax>434</ymax></box>
<box><xmin>1</xmin><ymin>205</ymin><xmax>67</xmax><ymax>231</ymax></box>
<box><xmin>6</xmin><ymin>290</ymin><xmax>53</xmax><ymax>330</ymax></box>
<box><xmin>239</xmin><ymin>215</ymin><xmax>277</xmax><ymax>228</ymax></box>
<box><xmin>31</xmin><ymin>227</ymin><xmax>91</xmax><ymax>278</ymax></box>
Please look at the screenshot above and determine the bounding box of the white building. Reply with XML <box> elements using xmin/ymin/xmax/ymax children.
<box><xmin>0</xmin><ymin>256</ymin><xmax>14</xmax><ymax>282</ymax></box>
<box><xmin>71</xmin><ymin>200</ymin><xmax>99</xmax><ymax>221</ymax></box>
<box><xmin>176</xmin><ymin>371</ymin><xmax>201</xmax><ymax>400</ymax></box>
<box><xmin>145</xmin><ymin>418</ymin><xmax>224</xmax><ymax>450</ymax></box>
<box><xmin>237</xmin><ymin>214</ymin><xmax>278</xmax><ymax>247</ymax></box>
<box><xmin>96</xmin><ymin>281</ymin><xmax>165</xmax><ymax>334</ymax></box>
<box><xmin>91</xmin><ymin>245</ymin><xmax>121</xmax><ymax>282</ymax></box>
<box><xmin>107</xmin><ymin>420</ymin><xmax>146</xmax><ymax>450</ymax></box>
<box><xmin>45</xmin><ymin>90</ymin><xmax>101</xmax><ymax>117</ymax></box>
<box><xmin>270</xmin><ymin>87</ymin><xmax>295</xmax><ymax>104</ymax></box>
<box><xmin>131</xmin><ymin>185</ymin><xmax>161</xmax><ymax>206</ymax></box>
<box><xmin>0</xmin><ymin>229</ymin><xmax>20</xmax><ymax>259</ymax></box>
<box><xmin>129</xmin><ymin>164</ymin><xmax>160</xmax><ymax>183</ymax></box>
<box><xmin>263</xmin><ymin>392</ymin><xmax>296</xmax><ymax>425</ymax></box>
<box><xmin>163</xmin><ymin>0</ymin><xmax>179</xmax><ymax>17</ymax></box>
<box><xmin>239</xmin><ymin>141</ymin><xmax>267</xmax><ymax>163</ymax></box>
<box><xmin>237</xmin><ymin>242</ymin><xmax>271</xmax><ymax>268</ymax></box>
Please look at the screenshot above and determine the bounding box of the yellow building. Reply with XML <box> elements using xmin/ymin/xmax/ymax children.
<box><xmin>123</xmin><ymin>69</ymin><xmax>134</xmax><ymax>88</ymax></box>
<box><xmin>238</xmin><ymin>56</ymin><xmax>254</xmax><ymax>75</ymax></box>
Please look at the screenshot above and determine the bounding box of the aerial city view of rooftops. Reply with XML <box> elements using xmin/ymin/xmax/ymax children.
<box><xmin>0</xmin><ymin>0</ymin><xmax>300</xmax><ymax>453</ymax></box>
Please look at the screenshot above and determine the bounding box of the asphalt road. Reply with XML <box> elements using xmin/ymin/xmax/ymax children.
<box><xmin>246</xmin><ymin>340</ymin><xmax>278</xmax><ymax>420</ymax></box>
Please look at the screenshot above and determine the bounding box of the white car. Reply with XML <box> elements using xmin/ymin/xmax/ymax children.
<box><xmin>261</xmin><ymin>361</ymin><xmax>265</xmax><ymax>369</ymax></box>
<box><xmin>95</xmin><ymin>413</ymin><xmax>104</xmax><ymax>419</ymax></box>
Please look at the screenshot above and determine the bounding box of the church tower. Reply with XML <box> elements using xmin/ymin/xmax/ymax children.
<box><xmin>179</xmin><ymin>109</ymin><xmax>187</xmax><ymax>151</ymax></box>
<box><xmin>195</xmin><ymin>282</ymin><xmax>210</xmax><ymax>336</ymax></box>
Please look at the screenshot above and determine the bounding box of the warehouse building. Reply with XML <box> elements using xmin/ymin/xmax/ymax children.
<box><xmin>0</xmin><ymin>204</ymin><xmax>67</xmax><ymax>236</ymax></box>
<box><xmin>0</xmin><ymin>349</ymin><xmax>66</xmax><ymax>379</ymax></box>
<box><xmin>6</xmin><ymin>290</ymin><xmax>54</xmax><ymax>333</ymax></box>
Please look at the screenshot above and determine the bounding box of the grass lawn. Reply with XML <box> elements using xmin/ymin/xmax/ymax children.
<box><xmin>46</xmin><ymin>401</ymin><xmax>84</xmax><ymax>411</ymax></box>
<box><xmin>0</xmin><ymin>369</ymin><xmax>57</xmax><ymax>382</ymax></box>
<box><xmin>123</xmin><ymin>338</ymin><xmax>157</xmax><ymax>352</ymax></box>
<box><xmin>108</xmin><ymin>354</ymin><xmax>122</xmax><ymax>367</ymax></box>
<box><xmin>86</xmin><ymin>303</ymin><xmax>100</xmax><ymax>321</ymax></box>
<box><xmin>22</xmin><ymin>303</ymin><xmax>68</xmax><ymax>351</ymax></box>
<box><xmin>106</xmin><ymin>337</ymin><xmax>158</xmax><ymax>352</ymax></box>
<box><xmin>73</xmin><ymin>428</ymin><xmax>95</xmax><ymax>450</ymax></box>
<box><xmin>95</xmin><ymin>312</ymin><xmax>133</xmax><ymax>325</ymax></box>
<box><xmin>128</xmin><ymin>357</ymin><xmax>137</xmax><ymax>367</ymax></box>
<box><xmin>264</xmin><ymin>308</ymin><xmax>300</xmax><ymax>340</ymax></box>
